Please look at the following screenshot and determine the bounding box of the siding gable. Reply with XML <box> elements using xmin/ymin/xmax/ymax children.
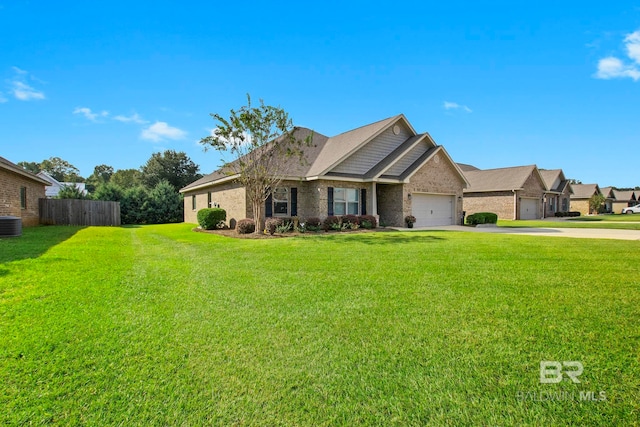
<box><xmin>383</xmin><ymin>141</ymin><xmax>430</xmax><ymax>177</ymax></box>
<box><xmin>330</xmin><ymin>121</ymin><xmax>412</xmax><ymax>176</ymax></box>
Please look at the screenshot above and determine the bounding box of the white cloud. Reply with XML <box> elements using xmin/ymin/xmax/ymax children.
<box><xmin>73</xmin><ymin>107</ymin><xmax>109</xmax><ymax>121</ymax></box>
<box><xmin>113</xmin><ymin>113</ymin><xmax>148</xmax><ymax>124</ymax></box>
<box><xmin>595</xmin><ymin>56</ymin><xmax>640</xmax><ymax>81</ymax></box>
<box><xmin>12</xmin><ymin>80</ymin><xmax>45</xmax><ymax>101</ymax></box>
<box><xmin>443</xmin><ymin>101</ymin><xmax>472</xmax><ymax>113</ymax></box>
<box><xmin>624</xmin><ymin>30</ymin><xmax>640</xmax><ymax>63</ymax></box>
<box><xmin>141</xmin><ymin>121</ymin><xmax>187</xmax><ymax>142</ymax></box>
<box><xmin>7</xmin><ymin>67</ymin><xmax>46</xmax><ymax>101</ymax></box>
<box><xmin>595</xmin><ymin>29</ymin><xmax>640</xmax><ymax>81</ymax></box>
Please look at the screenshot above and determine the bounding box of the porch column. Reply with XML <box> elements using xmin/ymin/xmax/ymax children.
<box><xmin>372</xmin><ymin>182</ymin><xmax>378</xmax><ymax>217</ymax></box>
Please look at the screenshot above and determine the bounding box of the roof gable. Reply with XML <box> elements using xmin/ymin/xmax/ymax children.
<box><xmin>612</xmin><ymin>190</ymin><xmax>636</xmax><ymax>201</ymax></box>
<box><xmin>0</xmin><ymin>156</ymin><xmax>50</xmax><ymax>185</ymax></box>
<box><xmin>464</xmin><ymin>165</ymin><xmax>546</xmax><ymax>192</ymax></box>
<box><xmin>570</xmin><ymin>184</ymin><xmax>601</xmax><ymax>199</ymax></box>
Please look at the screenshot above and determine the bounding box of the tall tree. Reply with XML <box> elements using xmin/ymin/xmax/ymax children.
<box><xmin>200</xmin><ymin>95</ymin><xmax>312</xmax><ymax>233</ymax></box>
<box><xmin>86</xmin><ymin>164</ymin><xmax>114</xmax><ymax>193</ymax></box>
<box><xmin>141</xmin><ymin>150</ymin><xmax>202</xmax><ymax>190</ymax></box>
<box><xmin>17</xmin><ymin>161</ymin><xmax>41</xmax><ymax>174</ymax></box>
<box><xmin>40</xmin><ymin>157</ymin><xmax>83</xmax><ymax>182</ymax></box>
<box><xmin>111</xmin><ymin>169</ymin><xmax>143</xmax><ymax>189</ymax></box>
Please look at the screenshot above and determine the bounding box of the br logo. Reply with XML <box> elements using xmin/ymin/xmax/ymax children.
<box><xmin>540</xmin><ymin>361</ymin><xmax>583</xmax><ymax>384</ymax></box>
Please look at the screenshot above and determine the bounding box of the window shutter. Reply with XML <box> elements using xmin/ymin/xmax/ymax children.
<box><xmin>291</xmin><ymin>187</ymin><xmax>298</xmax><ymax>216</ymax></box>
<box><xmin>327</xmin><ymin>187</ymin><xmax>334</xmax><ymax>216</ymax></box>
<box><xmin>265</xmin><ymin>191</ymin><xmax>273</xmax><ymax>217</ymax></box>
<box><xmin>361</xmin><ymin>189</ymin><xmax>367</xmax><ymax>215</ymax></box>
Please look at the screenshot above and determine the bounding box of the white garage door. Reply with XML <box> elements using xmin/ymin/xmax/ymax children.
<box><xmin>520</xmin><ymin>198</ymin><xmax>539</xmax><ymax>220</ymax></box>
<box><xmin>412</xmin><ymin>194</ymin><xmax>455</xmax><ymax>227</ymax></box>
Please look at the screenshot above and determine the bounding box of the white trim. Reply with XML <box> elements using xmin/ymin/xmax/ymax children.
<box><xmin>180</xmin><ymin>174</ymin><xmax>240</xmax><ymax>193</ymax></box>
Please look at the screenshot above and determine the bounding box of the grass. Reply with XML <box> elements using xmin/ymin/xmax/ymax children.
<box><xmin>499</xmin><ymin>215</ymin><xmax>640</xmax><ymax>230</ymax></box>
<box><xmin>1</xmin><ymin>224</ymin><xmax>639</xmax><ymax>425</ymax></box>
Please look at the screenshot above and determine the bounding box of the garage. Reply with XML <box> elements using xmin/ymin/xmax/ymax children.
<box><xmin>520</xmin><ymin>198</ymin><xmax>539</xmax><ymax>220</ymax></box>
<box><xmin>411</xmin><ymin>193</ymin><xmax>455</xmax><ymax>227</ymax></box>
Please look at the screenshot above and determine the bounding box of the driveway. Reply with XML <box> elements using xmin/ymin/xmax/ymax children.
<box><xmin>395</xmin><ymin>225</ymin><xmax>640</xmax><ymax>241</ymax></box>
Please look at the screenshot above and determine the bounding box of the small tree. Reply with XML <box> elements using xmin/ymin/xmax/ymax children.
<box><xmin>56</xmin><ymin>184</ymin><xmax>86</xmax><ymax>199</ymax></box>
<box><xmin>199</xmin><ymin>95</ymin><xmax>312</xmax><ymax>233</ymax></box>
<box><xmin>144</xmin><ymin>180</ymin><xmax>183</xmax><ymax>224</ymax></box>
<box><xmin>589</xmin><ymin>194</ymin><xmax>605</xmax><ymax>214</ymax></box>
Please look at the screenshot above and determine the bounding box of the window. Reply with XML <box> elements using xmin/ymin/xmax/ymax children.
<box><xmin>20</xmin><ymin>187</ymin><xmax>27</xmax><ymax>209</ymax></box>
<box><xmin>273</xmin><ymin>187</ymin><xmax>288</xmax><ymax>216</ymax></box>
<box><xmin>562</xmin><ymin>198</ymin><xmax>568</xmax><ymax>211</ymax></box>
<box><xmin>207</xmin><ymin>192</ymin><xmax>212</xmax><ymax>208</ymax></box>
<box><xmin>334</xmin><ymin>188</ymin><xmax>359</xmax><ymax>215</ymax></box>
<box><xmin>192</xmin><ymin>195</ymin><xmax>196</xmax><ymax>211</ymax></box>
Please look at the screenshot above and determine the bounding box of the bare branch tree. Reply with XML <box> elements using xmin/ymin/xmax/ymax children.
<box><xmin>200</xmin><ymin>95</ymin><xmax>312</xmax><ymax>233</ymax></box>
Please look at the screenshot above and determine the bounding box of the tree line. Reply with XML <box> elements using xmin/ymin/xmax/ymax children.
<box><xmin>19</xmin><ymin>150</ymin><xmax>202</xmax><ymax>224</ymax></box>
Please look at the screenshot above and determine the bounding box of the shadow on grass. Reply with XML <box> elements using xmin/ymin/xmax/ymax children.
<box><xmin>0</xmin><ymin>225</ymin><xmax>85</xmax><ymax>264</ymax></box>
<box><xmin>314</xmin><ymin>230</ymin><xmax>447</xmax><ymax>245</ymax></box>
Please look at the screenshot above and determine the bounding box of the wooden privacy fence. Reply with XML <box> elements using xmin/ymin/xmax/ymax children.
<box><xmin>39</xmin><ymin>199</ymin><xmax>121</xmax><ymax>226</ymax></box>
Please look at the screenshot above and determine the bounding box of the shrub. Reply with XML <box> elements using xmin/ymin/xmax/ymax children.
<box><xmin>358</xmin><ymin>215</ymin><xmax>377</xmax><ymax>229</ymax></box>
<box><xmin>265</xmin><ymin>218</ymin><xmax>280</xmax><ymax>235</ymax></box>
<box><xmin>323</xmin><ymin>215</ymin><xmax>340</xmax><ymax>231</ymax></box>
<box><xmin>276</xmin><ymin>221</ymin><xmax>293</xmax><ymax>233</ymax></box>
<box><xmin>121</xmin><ymin>186</ymin><xmax>149</xmax><ymax>224</ymax></box>
<box><xmin>466</xmin><ymin>212</ymin><xmax>498</xmax><ymax>226</ymax></box>
<box><xmin>197</xmin><ymin>208</ymin><xmax>227</xmax><ymax>230</ymax></box>
<box><xmin>144</xmin><ymin>180</ymin><xmax>183</xmax><ymax>224</ymax></box>
<box><xmin>554</xmin><ymin>211</ymin><xmax>566</xmax><ymax>217</ymax></box>
<box><xmin>237</xmin><ymin>219</ymin><xmax>256</xmax><ymax>234</ymax></box>
<box><xmin>405</xmin><ymin>215</ymin><xmax>416</xmax><ymax>225</ymax></box>
<box><xmin>568</xmin><ymin>211</ymin><xmax>581</xmax><ymax>217</ymax></box>
<box><xmin>342</xmin><ymin>214</ymin><xmax>359</xmax><ymax>226</ymax></box>
<box><xmin>305</xmin><ymin>217</ymin><xmax>322</xmax><ymax>228</ymax></box>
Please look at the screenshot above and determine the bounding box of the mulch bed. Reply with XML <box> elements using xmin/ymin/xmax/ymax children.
<box><xmin>192</xmin><ymin>227</ymin><xmax>391</xmax><ymax>239</ymax></box>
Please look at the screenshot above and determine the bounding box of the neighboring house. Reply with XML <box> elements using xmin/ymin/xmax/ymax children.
<box><xmin>569</xmin><ymin>184</ymin><xmax>601</xmax><ymax>215</ymax></box>
<box><xmin>600</xmin><ymin>187</ymin><xmax>615</xmax><ymax>213</ymax></box>
<box><xmin>36</xmin><ymin>171</ymin><xmax>88</xmax><ymax>198</ymax></box>
<box><xmin>611</xmin><ymin>189</ymin><xmax>637</xmax><ymax>213</ymax></box>
<box><xmin>461</xmin><ymin>165</ymin><xmax>547</xmax><ymax>220</ymax></box>
<box><xmin>181</xmin><ymin>114</ymin><xmax>469</xmax><ymax>228</ymax></box>
<box><xmin>0</xmin><ymin>156</ymin><xmax>50</xmax><ymax>226</ymax></box>
<box><xmin>539</xmin><ymin>169</ymin><xmax>573</xmax><ymax>217</ymax></box>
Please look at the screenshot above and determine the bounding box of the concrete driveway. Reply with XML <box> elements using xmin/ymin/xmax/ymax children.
<box><xmin>395</xmin><ymin>225</ymin><xmax>640</xmax><ymax>241</ymax></box>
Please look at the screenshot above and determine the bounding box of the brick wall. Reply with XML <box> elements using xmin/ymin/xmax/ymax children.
<box><xmin>182</xmin><ymin>180</ymin><xmax>247</xmax><ymax>227</ymax></box>
<box><xmin>571</xmin><ymin>199</ymin><xmax>591</xmax><ymax>216</ymax></box>
<box><xmin>463</xmin><ymin>192</ymin><xmax>515</xmax><ymax>220</ymax></box>
<box><xmin>405</xmin><ymin>153</ymin><xmax>466</xmax><ymax>225</ymax></box>
<box><xmin>0</xmin><ymin>168</ymin><xmax>46</xmax><ymax>226</ymax></box>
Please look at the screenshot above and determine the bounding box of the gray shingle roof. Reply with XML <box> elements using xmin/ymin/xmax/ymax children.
<box><xmin>181</xmin><ymin>115</ymin><xmax>467</xmax><ymax>192</ymax></box>
<box><xmin>612</xmin><ymin>190</ymin><xmax>636</xmax><ymax>201</ymax></box>
<box><xmin>570</xmin><ymin>184</ymin><xmax>600</xmax><ymax>199</ymax></box>
<box><xmin>0</xmin><ymin>156</ymin><xmax>51</xmax><ymax>185</ymax></box>
<box><xmin>463</xmin><ymin>165</ymin><xmax>544</xmax><ymax>192</ymax></box>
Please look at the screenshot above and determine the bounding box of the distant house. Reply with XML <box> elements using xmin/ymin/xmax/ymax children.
<box><xmin>36</xmin><ymin>171</ymin><xmax>88</xmax><ymax>198</ymax></box>
<box><xmin>600</xmin><ymin>187</ymin><xmax>615</xmax><ymax>213</ymax></box>
<box><xmin>570</xmin><ymin>184</ymin><xmax>601</xmax><ymax>215</ymax></box>
<box><xmin>611</xmin><ymin>190</ymin><xmax>637</xmax><ymax>213</ymax></box>
<box><xmin>0</xmin><ymin>156</ymin><xmax>50</xmax><ymax>226</ymax></box>
<box><xmin>539</xmin><ymin>169</ymin><xmax>573</xmax><ymax>217</ymax></box>
<box><xmin>461</xmin><ymin>165</ymin><xmax>547</xmax><ymax>220</ymax></box>
<box><xmin>181</xmin><ymin>115</ymin><xmax>469</xmax><ymax>228</ymax></box>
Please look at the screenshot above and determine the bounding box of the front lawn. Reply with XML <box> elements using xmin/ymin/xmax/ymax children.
<box><xmin>499</xmin><ymin>218</ymin><xmax>640</xmax><ymax>230</ymax></box>
<box><xmin>1</xmin><ymin>224</ymin><xmax>639</xmax><ymax>425</ymax></box>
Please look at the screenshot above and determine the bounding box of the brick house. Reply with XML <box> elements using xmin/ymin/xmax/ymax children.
<box><xmin>181</xmin><ymin>115</ymin><xmax>468</xmax><ymax>228</ymax></box>
<box><xmin>460</xmin><ymin>164</ymin><xmax>547</xmax><ymax>220</ymax></box>
<box><xmin>539</xmin><ymin>169</ymin><xmax>573</xmax><ymax>217</ymax></box>
<box><xmin>570</xmin><ymin>184</ymin><xmax>601</xmax><ymax>215</ymax></box>
<box><xmin>0</xmin><ymin>156</ymin><xmax>50</xmax><ymax>226</ymax></box>
<box><xmin>610</xmin><ymin>189</ymin><xmax>637</xmax><ymax>213</ymax></box>
<box><xmin>600</xmin><ymin>187</ymin><xmax>615</xmax><ymax>213</ymax></box>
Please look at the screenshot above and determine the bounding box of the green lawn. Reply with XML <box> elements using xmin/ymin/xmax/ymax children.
<box><xmin>499</xmin><ymin>216</ymin><xmax>640</xmax><ymax>230</ymax></box>
<box><xmin>1</xmin><ymin>225</ymin><xmax>639</xmax><ymax>426</ymax></box>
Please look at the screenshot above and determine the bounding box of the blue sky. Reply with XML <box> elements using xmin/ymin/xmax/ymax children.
<box><xmin>1</xmin><ymin>1</ymin><xmax>639</xmax><ymax>187</ymax></box>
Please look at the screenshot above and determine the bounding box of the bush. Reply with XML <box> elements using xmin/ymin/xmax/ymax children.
<box><xmin>197</xmin><ymin>208</ymin><xmax>227</xmax><ymax>230</ymax></box>
<box><xmin>555</xmin><ymin>211</ymin><xmax>581</xmax><ymax>217</ymax></box>
<box><xmin>466</xmin><ymin>212</ymin><xmax>498</xmax><ymax>226</ymax></box>
<box><xmin>305</xmin><ymin>217</ymin><xmax>321</xmax><ymax>228</ymax></box>
<box><xmin>237</xmin><ymin>219</ymin><xmax>256</xmax><ymax>234</ymax></box>
<box><xmin>358</xmin><ymin>215</ymin><xmax>377</xmax><ymax>229</ymax></box>
<box><xmin>265</xmin><ymin>218</ymin><xmax>280</xmax><ymax>235</ymax></box>
<box><xmin>121</xmin><ymin>186</ymin><xmax>149</xmax><ymax>224</ymax></box>
<box><xmin>322</xmin><ymin>215</ymin><xmax>340</xmax><ymax>231</ymax></box>
<box><xmin>342</xmin><ymin>214</ymin><xmax>359</xmax><ymax>226</ymax></box>
<box><xmin>144</xmin><ymin>180</ymin><xmax>183</xmax><ymax>224</ymax></box>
